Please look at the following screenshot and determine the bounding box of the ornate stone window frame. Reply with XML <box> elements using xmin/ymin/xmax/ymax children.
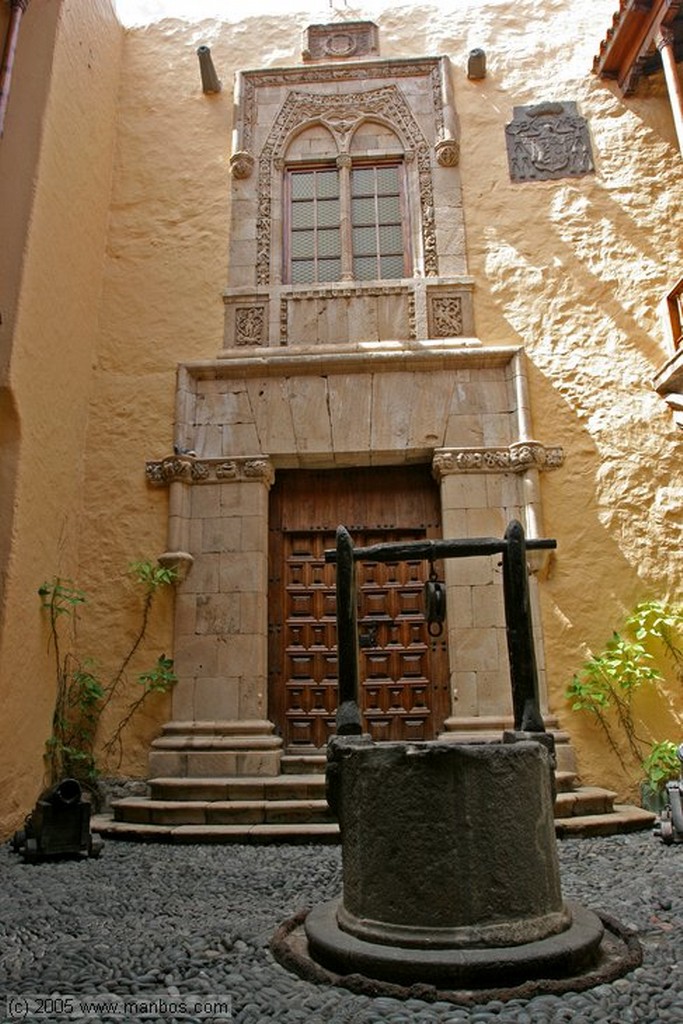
<box><xmin>229</xmin><ymin>56</ymin><xmax>460</xmax><ymax>288</ymax></box>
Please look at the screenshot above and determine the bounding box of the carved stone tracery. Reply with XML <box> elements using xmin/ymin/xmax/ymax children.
<box><xmin>239</xmin><ymin>60</ymin><xmax>445</xmax><ymax>158</ymax></box>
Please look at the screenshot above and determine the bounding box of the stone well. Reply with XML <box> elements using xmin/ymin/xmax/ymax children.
<box><xmin>303</xmin><ymin>737</ymin><xmax>603</xmax><ymax>988</ymax></box>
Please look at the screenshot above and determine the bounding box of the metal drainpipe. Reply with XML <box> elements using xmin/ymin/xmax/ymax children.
<box><xmin>657</xmin><ymin>27</ymin><xmax>683</xmax><ymax>157</ymax></box>
<box><xmin>0</xmin><ymin>0</ymin><xmax>30</xmax><ymax>139</ymax></box>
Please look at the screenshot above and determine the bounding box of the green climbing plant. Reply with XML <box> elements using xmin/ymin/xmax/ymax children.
<box><xmin>40</xmin><ymin>560</ymin><xmax>178</xmax><ymax>787</ymax></box>
<box><xmin>566</xmin><ymin>600</ymin><xmax>682</xmax><ymax>777</ymax></box>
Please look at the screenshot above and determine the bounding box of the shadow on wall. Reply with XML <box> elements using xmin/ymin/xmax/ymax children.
<box><xmin>523</xmin><ymin>356</ymin><xmax>681</xmax><ymax>800</ymax></box>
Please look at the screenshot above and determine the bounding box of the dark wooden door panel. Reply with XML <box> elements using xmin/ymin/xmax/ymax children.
<box><xmin>268</xmin><ymin>467</ymin><xmax>449</xmax><ymax>747</ymax></box>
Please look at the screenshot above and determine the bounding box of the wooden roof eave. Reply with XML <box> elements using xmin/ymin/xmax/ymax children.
<box><xmin>593</xmin><ymin>0</ymin><xmax>683</xmax><ymax>95</ymax></box>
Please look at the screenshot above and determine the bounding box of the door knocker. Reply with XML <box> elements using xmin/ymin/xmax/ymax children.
<box><xmin>423</xmin><ymin>561</ymin><xmax>446</xmax><ymax>637</ymax></box>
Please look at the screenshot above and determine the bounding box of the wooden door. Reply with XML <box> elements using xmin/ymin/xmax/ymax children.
<box><xmin>268</xmin><ymin>466</ymin><xmax>450</xmax><ymax>748</ymax></box>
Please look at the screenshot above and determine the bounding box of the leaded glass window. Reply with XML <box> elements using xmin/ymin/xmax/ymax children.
<box><xmin>289</xmin><ymin>168</ymin><xmax>341</xmax><ymax>284</ymax></box>
<box><xmin>351</xmin><ymin>165</ymin><xmax>405</xmax><ymax>281</ymax></box>
<box><xmin>286</xmin><ymin>161</ymin><xmax>408</xmax><ymax>284</ymax></box>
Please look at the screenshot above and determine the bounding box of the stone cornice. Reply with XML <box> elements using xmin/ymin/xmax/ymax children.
<box><xmin>191</xmin><ymin>342</ymin><xmax>514</xmax><ymax>381</ymax></box>
<box><xmin>432</xmin><ymin>443</ymin><xmax>564</xmax><ymax>478</ymax></box>
<box><xmin>146</xmin><ymin>456</ymin><xmax>275</xmax><ymax>487</ymax></box>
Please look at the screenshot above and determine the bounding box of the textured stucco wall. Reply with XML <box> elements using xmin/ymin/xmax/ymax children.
<box><xmin>85</xmin><ymin>0</ymin><xmax>681</xmax><ymax>799</ymax></box>
<box><xmin>1</xmin><ymin>0</ymin><xmax>682</xmax><ymax>834</ymax></box>
<box><xmin>0</xmin><ymin>0</ymin><xmax>123</xmax><ymax>837</ymax></box>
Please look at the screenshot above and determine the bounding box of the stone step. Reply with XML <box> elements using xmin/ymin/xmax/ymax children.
<box><xmin>554</xmin><ymin>805</ymin><xmax>656</xmax><ymax>838</ymax></box>
<box><xmin>281</xmin><ymin>753</ymin><xmax>327</xmax><ymax>775</ymax></box>
<box><xmin>148</xmin><ymin>774</ymin><xmax>326</xmax><ymax>802</ymax></box>
<box><xmin>94</xmin><ymin>804</ymin><xmax>656</xmax><ymax>844</ymax></box>
<box><xmin>92</xmin><ymin>815</ymin><xmax>340</xmax><ymax>844</ymax></box>
<box><xmin>112</xmin><ymin>797</ymin><xmax>334</xmax><ymax>827</ymax></box>
<box><xmin>555</xmin><ymin>771</ymin><xmax>578</xmax><ymax>794</ymax></box>
<box><xmin>554</xmin><ymin>786</ymin><xmax>616</xmax><ymax>818</ymax></box>
<box><xmin>142</xmin><ymin>772</ymin><xmax>595</xmax><ymax>815</ymax></box>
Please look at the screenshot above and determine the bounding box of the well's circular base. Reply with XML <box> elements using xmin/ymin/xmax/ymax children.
<box><xmin>271</xmin><ymin>904</ymin><xmax>642</xmax><ymax>1006</ymax></box>
<box><xmin>304</xmin><ymin>898</ymin><xmax>603</xmax><ymax>988</ymax></box>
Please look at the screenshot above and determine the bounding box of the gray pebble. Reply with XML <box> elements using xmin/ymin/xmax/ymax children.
<box><xmin>1</xmin><ymin>833</ymin><xmax>682</xmax><ymax>1023</ymax></box>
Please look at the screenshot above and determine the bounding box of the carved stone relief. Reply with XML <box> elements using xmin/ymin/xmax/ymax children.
<box><xmin>431</xmin><ymin>296</ymin><xmax>463</xmax><ymax>337</ymax></box>
<box><xmin>505</xmin><ymin>102</ymin><xmax>595</xmax><ymax>182</ymax></box>
<box><xmin>223</xmin><ymin>294</ymin><xmax>269</xmax><ymax>349</ymax></box>
<box><xmin>426</xmin><ymin>285</ymin><xmax>474</xmax><ymax>338</ymax></box>
<box><xmin>237</xmin><ymin>59</ymin><xmax>446</xmax><ymax>159</ymax></box>
<box><xmin>235</xmin><ymin>306</ymin><xmax>266</xmax><ymax>346</ymax></box>
<box><xmin>302</xmin><ymin>21</ymin><xmax>380</xmax><ymax>63</ymax></box>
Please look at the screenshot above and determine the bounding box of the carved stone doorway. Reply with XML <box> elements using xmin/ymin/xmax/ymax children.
<box><xmin>268</xmin><ymin>465</ymin><xmax>450</xmax><ymax>748</ymax></box>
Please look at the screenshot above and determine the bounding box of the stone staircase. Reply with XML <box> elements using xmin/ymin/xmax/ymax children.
<box><xmin>92</xmin><ymin>751</ymin><xmax>655</xmax><ymax>844</ymax></box>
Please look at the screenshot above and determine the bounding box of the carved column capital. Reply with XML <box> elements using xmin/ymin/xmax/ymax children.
<box><xmin>146</xmin><ymin>455</ymin><xmax>275</xmax><ymax>488</ymax></box>
<box><xmin>432</xmin><ymin>443</ymin><xmax>565</xmax><ymax>479</ymax></box>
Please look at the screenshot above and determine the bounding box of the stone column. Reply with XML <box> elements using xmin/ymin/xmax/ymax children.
<box><xmin>145</xmin><ymin>456</ymin><xmax>282</xmax><ymax>779</ymax></box>
<box><xmin>432</xmin><ymin>452</ymin><xmax>514</xmax><ymax>738</ymax></box>
<box><xmin>432</xmin><ymin>440</ymin><xmax>563</xmax><ymax>741</ymax></box>
<box><xmin>657</xmin><ymin>28</ymin><xmax>683</xmax><ymax>157</ymax></box>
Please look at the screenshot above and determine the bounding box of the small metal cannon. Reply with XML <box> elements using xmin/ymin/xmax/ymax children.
<box><xmin>11</xmin><ymin>778</ymin><xmax>103</xmax><ymax>862</ymax></box>
<box><xmin>654</xmin><ymin>743</ymin><xmax>683</xmax><ymax>845</ymax></box>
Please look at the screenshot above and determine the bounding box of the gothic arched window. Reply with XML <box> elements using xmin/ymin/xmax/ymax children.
<box><xmin>282</xmin><ymin>120</ymin><xmax>412</xmax><ymax>285</ymax></box>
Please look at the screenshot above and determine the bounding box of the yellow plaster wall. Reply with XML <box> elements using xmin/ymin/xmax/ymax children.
<box><xmin>2</xmin><ymin>0</ymin><xmax>682</xmax><ymax>834</ymax></box>
<box><xmin>0</xmin><ymin>0</ymin><xmax>122</xmax><ymax>837</ymax></box>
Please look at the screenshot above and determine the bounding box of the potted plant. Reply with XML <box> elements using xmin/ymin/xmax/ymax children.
<box><xmin>641</xmin><ymin>740</ymin><xmax>682</xmax><ymax>813</ymax></box>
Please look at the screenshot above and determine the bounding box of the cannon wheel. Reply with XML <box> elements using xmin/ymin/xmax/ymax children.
<box><xmin>23</xmin><ymin>837</ymin><xmax>39</xmax><ymax>864</ymax></box>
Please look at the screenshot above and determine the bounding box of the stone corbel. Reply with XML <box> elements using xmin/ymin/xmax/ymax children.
<box><xmin>158</xmin><ymin>551</ymin><xmax>194</xmax><ymax>582</ymax></box>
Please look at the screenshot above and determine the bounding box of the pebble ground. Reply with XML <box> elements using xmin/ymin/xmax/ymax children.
<box><xmin>0</xmin><ymin>831</ymin><xmax>681</xmax><ymax>1023</ymax></box>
